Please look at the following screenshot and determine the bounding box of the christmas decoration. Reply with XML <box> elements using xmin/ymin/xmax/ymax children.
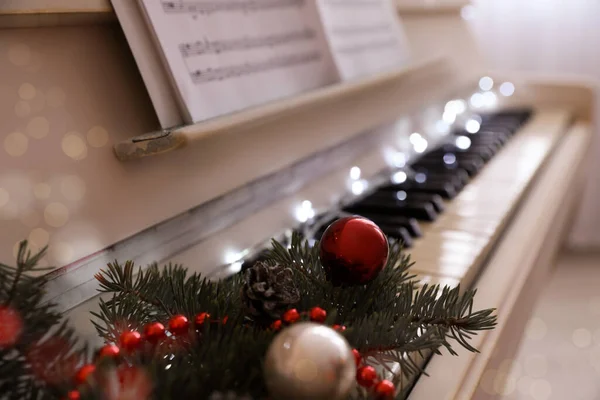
<box><xmin>143</xmin><ymin>322</ymin><xmax>166</xmax><ymax>343</ymax></box>
<box><xmin>374</xmin><ymin>380</ymin><xmax>396</xmax><ymax>398</ymax></box>
<box><xmin>98</xmin><ymin>344</ymin><xmax>120</xmax><ymax>359</ymax></box>
<box><xmin>75</xmin><ymin>364</ymin><xmax>96</xmax><ymax>384</ymax></box>
<box><xmin>0</xmin><ymin>241</ymin><xmax>86</xmax><ymax>398</ymax></box>
<box><xmin>263</xmin><ymin>323</ymin><xmax>356</xmax><ymax>400</ymax></box>
<box><xmin>309</xmin><ymin>306</ymin><xmax>327</xmax><ymax>323</ymax></box>
<box><xmin>0</xmin><ymin>306</ymin><xmax>23</xmax><ymax>347</ymax></box>
<box><xmin>3</xmin><ymin>230</ymin><xmax>497</xmax><ymax>400</ymax></box>
<box><xmin>241</xmin><ymin>261</ymin><xmax>300</xmax><ymax>323</ymax></box>
<box><xmin>319</xmin><ymin>216</ymin><xmax>389</xmax><ymax>285</ymax></box>
<box><xmin>195</xmin><ymin>312</ymin><xmax>211</xmax><ymax>326</ymax></box>
<box><xmin>356</xmin><ymin>365</ymin><xmax>378</xmax><ymax>387</ymax></box>
<box><xmin>119</xmin><ymin>330</ymin><xmax>142</xmax><ymax>352</ymax></box>
<box><xmin>168</xmin><ymin>314</ymin><xmax>190</xmax><ymax>335</ymax></box>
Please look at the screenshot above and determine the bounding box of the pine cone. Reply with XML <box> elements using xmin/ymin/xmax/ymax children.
<box><xmin>241</xmin><ymin>262</ymin><xmax>300</xmax><ymax>323</ymax></box>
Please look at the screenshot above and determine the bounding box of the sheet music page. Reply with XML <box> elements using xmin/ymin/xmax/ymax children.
<box><xmin>316</xmin><ymin>0</ymin><xmax>411</xmax><ymax>81</ymax></box>
<box><xmin>137</xmin><ymin>0</ymin><xmax>339</xmax><ymax>123</ymax></box>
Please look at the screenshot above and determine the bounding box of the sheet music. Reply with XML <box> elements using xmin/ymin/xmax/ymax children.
<box><xmin>316</xmin><ymin>0</ymin><xmax>411</xmax><ymax>81</ymax></box>
<box><xmin>138</xmin><ymin>0</ymin><xmax>339</xmax><ymax>123</ymax></box>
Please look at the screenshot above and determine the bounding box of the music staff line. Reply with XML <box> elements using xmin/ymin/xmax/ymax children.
<box><xmin>179</xmin><ymin>28</ymin><xmax>317</xmax><ymax>58</ymax></box>
<box><xmin>162</xmin><ymin>0</ymin><xmax>306</xmax><ymax>15</ymax></box>
<box><xmin>330</xmin><ymin>23</ymin><xmax>391</xmax><ymax>36</ymax></box>
<box><xmin>335</xmin><ymin>39</ymin><xmax>399</xmax><ymax>55</ymax></box>
<box><xmin>189</xmin><ymin>51</ymin><xmax>321</xmax><ymax>84</ymax></box>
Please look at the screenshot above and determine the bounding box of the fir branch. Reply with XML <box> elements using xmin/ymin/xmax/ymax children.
<box><xmin>89</xmin><ymin>236</ymin><xmax>497</xmax><ymax>400</ymax></box>
<box><xmin>0</xmin><ymin>241</ymin><xmax>87</xmax><ymax>399</ymax></box>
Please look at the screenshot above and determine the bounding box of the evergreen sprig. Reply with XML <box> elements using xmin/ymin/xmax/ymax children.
<box><xmin>89</xmin><ymin>233</ymin><xmax>497</xmax><ymax>399</ymax></box>
<box><xmin>0</xmin><ymin>241</ymin><xmax>87</xmax><ymax>400</ymax></box>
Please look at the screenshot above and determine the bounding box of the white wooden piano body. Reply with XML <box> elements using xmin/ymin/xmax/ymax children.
<box><xmin>0</xmin><ymin>1</ymin><xmax>596</xmax><ymax>398</ymax></box>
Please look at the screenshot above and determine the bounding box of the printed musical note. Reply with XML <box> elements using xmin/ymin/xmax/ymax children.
<box><xmin>162</xmin><ymin>0</ymin><xmax>306</xmax><ymax>15</ymax></box>
<box><xmin>137</xmin><ymin>0</ymin><xmax>338</xmax><ymax>122</ymax></box>
<box><xmin>190</xmin><ymin>51</ymin><xmax>322</xmax><ymax>84</ymax></box>
<box><xmin>179</xmin><ymin>29</ymin><xmax>317</xmax><ymax>57</ymax></box>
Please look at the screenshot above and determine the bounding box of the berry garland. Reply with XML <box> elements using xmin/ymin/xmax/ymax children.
<box><xmin>66</xmin><ymin>308</ymin><xmax>395</xmax><ymax>399</ymax></box>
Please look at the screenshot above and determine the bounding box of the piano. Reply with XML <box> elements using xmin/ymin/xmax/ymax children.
<box><xmin>0</xmin><ymin>1</ymin><xmax>595</xmax><ymax>399</ymax></box>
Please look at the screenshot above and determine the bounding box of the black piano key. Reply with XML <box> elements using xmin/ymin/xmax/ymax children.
<box><xmin>367</xmin><ymin>191</ymin><xmax>445</xmax><ymax>213</ymax></box>
<box><xmin>378</xmin><ymin>225</ymin><xmax>413</xmax><ymax>248</ymax></box>
<box><xmin>345</xmin><ymin>199</ymin><xmax>438</xmax><ymax>221</ymax></box>
<box><xmin>430</xmin><ymin>145</ymin><xmax>495</xmax><ymax>161</ymax></box>
<box><xmin>410</xmin><ymin>169</ymin><xmax>469</xmax><ymax>188</ymax></box>
<box><xmin>382</xmin><ymin>181</ymin><xmax>458</xmax><ymax>200</ymax></box>
<box><xmin>350</xmin><ymin>214</ymin><xmax>423</xmax><ymax>237</ymax></box>
<box><xmin>419</xmin><ymin>152</ymin><xmax>486</xmax><ymax>167</ymax></box>
<box><xmin>412</xmin><ymin>158</ymin><xmax>483</xmax><ymax>177</ymax></box>
<box><xmin>337</xmin><ymin>211</ymin><xmax>422</xmax><ymax>238</ymax></box>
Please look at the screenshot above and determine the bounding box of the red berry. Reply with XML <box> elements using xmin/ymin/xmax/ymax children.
<box><xmin>74</xmin><ymin>364</ymin><xmax>96</xmax><ymax>384</ymax></box>
<box><xmin>222</xmin><ymin>316</ymin><xmax>229</xmax><ymax>325</ymax></box>
<box><xmin>356</xmin><ymin>365</ymin><xmax>377</xmax><ymax>388</ymax></box>
<box><xmin>333</xmin><ymin>324</ymin><xmax>347</xmax><ymax>332</ymax></box>
<box><xmin>144</xmin><ymin>322</ymin><xmax>166</xmax><ymax>343</ymax></box>
<box><xmin>374</xmin><ymin>380</ymin><xmax>396</xmax><ymax>398</ymax></box>
<box><xmin>195</xmin><ymin>312</ymin><xmax>211</xmax><ymax>327</ymax></box>
<box><xmin>97</xmin><ymin>344</ymin><xmax>120</xmax><ymax>359</ymax></box>
<box><xmin>282</xmin><ymin>309</ymin><xmax>300</xmax><ymax>324</ymax></box>
<box><xmin>168</xmin><ymin>315</ymin><xmax>190</xmax><ymax>336</ymax></box>
<box><xmin>0</xmin><ymin>306</ymin><xmax>23</xmax><ymax>348</ymax></box>
<box><xmin>271</xmin><ymin>320</ymin><xmax>282</xmax><ymax>331</ymax></box>
<box><xmin>119</xmin><ymin>330</ymin><xmax>142</xmax><ymax>352</ymax></box>
<box><xmin>309</xmin><ymin>307</ymin><xmax>327</xmax><ymax>323</ymax></box>
<box><xmin>66</xmin><ymin>390</ymin><xmax>81</xmax><ymax>400</ymax></box>
<box><xmin>352</xmin><ymin>349</ymin><xmax>362</xmax><ymax>367</ymax></box>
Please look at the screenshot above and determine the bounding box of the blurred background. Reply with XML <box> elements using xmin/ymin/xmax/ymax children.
<box><xmin>469</xmin><ymin>0</ymin><xmax>600</xmax><ymax>250</ymax></box>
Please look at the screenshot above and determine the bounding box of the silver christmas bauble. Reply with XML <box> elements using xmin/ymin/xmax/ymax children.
<box><xmin>264</xmin><ymin>322</ymin><xmax>356</xmax><ymax>400</ymax></box>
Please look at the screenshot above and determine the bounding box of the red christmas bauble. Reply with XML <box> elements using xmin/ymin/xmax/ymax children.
<box><xmin>98</xmin><ymin>344</ymin><xmax>120</xmax><ymax>359</ymax></box>
<box><xmin>144</xmin><ymin>322</ymin><xmax>166</xmax><ymax>343</ymax></box>
<box><xmin>119</xmin><ymin>331</ymin><xmax>142</xmax><ymax>352</ymax></box>
<box><xmin>319</xmin><ymin>216</ymin><xmax>388</xmax><ymax>285</ymax></box>
<box><xmin>373</xmin><ymin>379</ymin><xmax>396</xmax><ymax>398</ymax></box>
<box><xmin>168</xmin><ymin>315</ymin><xmax>190</xmax><ymax>336</ymax></box>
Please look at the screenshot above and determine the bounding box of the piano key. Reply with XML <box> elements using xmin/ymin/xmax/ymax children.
<box><xmin>411</xmin><ymin>158</ymin><xmax>483</xmax><ymax>177</ymax></box>
<box><xmin>345</xmin><ymin>198</ymin><xmax>438</xmax><ymax>221</ymax></box>
<box><xmin>378</xmin><ymin>225</ymin><xmax>413</xmax><ymax>247</ymax></box>
<box><xmin>366</xmin><ymin>191</ymin><xmax>445</xmax><ymax>213</ymax></box>
<box><xmin>406</xmin><ymin>109</ymin><xmax>570</xmax><ymax>288</ymax></box>
<box><xmin>422</xmin><ymin>215</ymin><xmax>500</xmax><ymax>237</ymax></box>
<box><xmin>345</xmin><ymin>213</ymin><xmax>422</xmax><ymax>237</ymax></box>
<box><xmin>429</xmin><ymin>146</ymin><xmax>495</xmax><ymax>162</ymax></box>
<box><xmin>382</xmin><ymin>180</ymin><xmax>458</xmax><ymax>200</ymax></box>
<box><xmin>410</xmin><ymin>168</ymin><xmax>470</xmax><ymax>187</ymax></box>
